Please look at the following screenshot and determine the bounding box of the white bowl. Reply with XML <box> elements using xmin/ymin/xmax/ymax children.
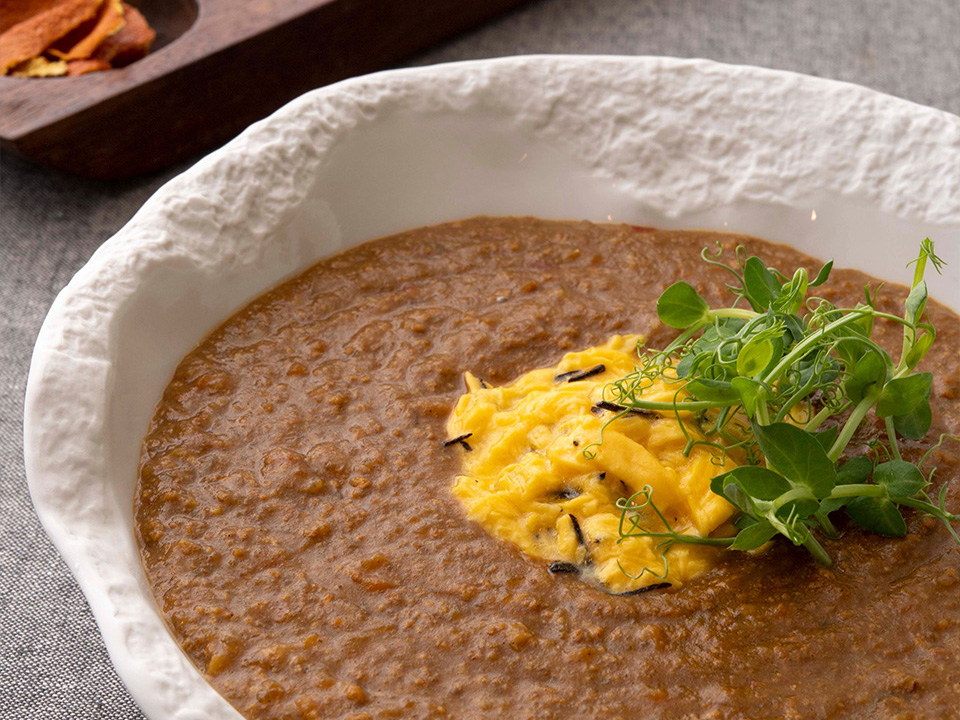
<box><xmin>23</xmin><ymin>56</ymin><xmax>960</xmax><ymax>719</ymax></box>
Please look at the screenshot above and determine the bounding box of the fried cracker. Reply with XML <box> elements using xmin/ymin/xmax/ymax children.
<box><xmin>50</xmin><ymin>0</ymin><xmax>123</xmax><ymax>61</ymax></box>
<box><xmin>9</xmin><ymin>54</ymin><xmax>67</xmax><ymax>76</ymax></box>
<box><xmin>91</xmin><ymin>2</ymin><xmax>153</xmax><ymax>66</ymax></box>
<box><xmin>0</xmin><ymin>0</ymin><xmax>103</xmax><ymax>74</ymax></box>
<box><xmin>66</xmin><ymin>56</ymin><xmax>111</xmax><ymax>74</ymax></box>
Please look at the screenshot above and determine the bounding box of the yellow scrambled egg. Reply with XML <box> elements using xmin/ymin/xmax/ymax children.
<box><xmin>447</xmin><ymin>335</ymin><xmax>739</xmax><ymax>594</ymax></box>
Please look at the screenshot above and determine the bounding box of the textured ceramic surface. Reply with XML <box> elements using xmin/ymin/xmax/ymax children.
<box><xmin>23</xmin><ymin>56</ymin><xmax>960</xmax><ymax>719</ymax></box>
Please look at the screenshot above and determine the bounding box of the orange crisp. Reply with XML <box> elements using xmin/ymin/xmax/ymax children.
<box><xmin>9</xmin><ymin>55</ymin><xmax>66</xmax><ymax>76</ymax></box>
<box><xmin>0</xmin><ymin>0</ymin><xmax>63</xmax><ymax>34</ymax></box>
<box><xmin>51</xmin><ymin>0</ymin><xmax>123</xmax><ymax>61</ymax></box>
<box><xmin>0</xmin><ymin>0</ymin><xmax>103</xmax><ymax>73</ymax></box>
<box><xmin>66</xmin><ymin>56</ymin><xmax>110</xmax><ymax>75</ymax></box>
<box><xmin>91</xmin><ymin>3</ymin><xmax>154</xmax><ymax>65</ymax></box>
<box><xmin>0</xmin><ymin>0</ymin><xmax>155</xmax><ymax>77</ymax></box>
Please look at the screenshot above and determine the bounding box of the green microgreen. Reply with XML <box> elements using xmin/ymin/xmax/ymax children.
<box><xmin>607</xmin><ymin>240</ymin><xmax>959</xmax><ymax>570</ymax></box>
<box><xmin>614</xmin><ymin>485</ymin><xmax>734</xmax><ymax>582</ymax></box>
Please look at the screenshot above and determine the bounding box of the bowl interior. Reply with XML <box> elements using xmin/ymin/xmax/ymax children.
<box><xmin>315</xmin><ymin>107</ymin><xmax>960</xmax><ymax>302</ymax></box>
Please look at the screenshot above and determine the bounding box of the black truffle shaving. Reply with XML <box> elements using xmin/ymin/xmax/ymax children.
<box><xmin>593</xmin><ymin>400</ymin><xmax>656</xmax><ymax>417</ymax></box>
<box><xmin>569</xmin><ymin>514</ymin><xmax>587</xmax><ymax>548</ymax></box>
<box><xmin>616</xmin><ymin>582</ymin><xmax>672</xmax><ymax>596</ymax></box>
<box><xmin>548</xmin><ymin>561</ymin><xmax>580</xmax><ymax>574</ymax></box>
<box><xmin>443</xmin><ymin>433</ymin><xmax>473</xmax><ymax>451</ymax></box>
<box><xmin>555</xmin><ymin>364</ymin><xmax>606</xmax><ymax>383</ymax></box>
<box><xmin>554</xmin><ymin>488</ymin><xmax>581</xmax><ymax>500</ymax></box>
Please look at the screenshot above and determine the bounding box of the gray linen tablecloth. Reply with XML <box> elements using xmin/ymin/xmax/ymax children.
<box><xmin>2</xmin><ymin>0</ymin><xmax>958</xmax><ymax>716</ymax></box>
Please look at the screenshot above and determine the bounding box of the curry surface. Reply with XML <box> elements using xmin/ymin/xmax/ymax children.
<box><xmin>136</xmin><ymin>217</ymin><xmax>960</xmax><ymax>720</ymax></box>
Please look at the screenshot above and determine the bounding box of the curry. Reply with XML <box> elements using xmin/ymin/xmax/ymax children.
<box><xmin>136</xmin><ymin>217</ymin><xmax>960</xmax><ymax>719</ymax></box>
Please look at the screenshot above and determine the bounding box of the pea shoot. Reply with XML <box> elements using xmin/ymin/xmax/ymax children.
<box><xmin>608</xmin><ymin>239</ymin><xmax>959</xmax><ymax>567</ymax></box>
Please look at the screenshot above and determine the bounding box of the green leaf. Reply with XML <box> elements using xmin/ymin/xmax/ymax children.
<box><xmin>876</xmin><ymin>373</ymin><xmax>932</xmax><ymax>418</ymax></box>
<box><xmin>893</xmin><ymin>388</ymin><xmax>932</xmax><ymax>440</ymax></box>
<box><xmin>737</xmin><ymin>337</ymin><xmax>775</xmax><ymax>378</ymax></box>
<box><xmin>812</xmin><ymin>426</ymin><xmax>839</xmax><ymax>453</ymax></box>
<box><xmin>731</xmin><ymin>522</ymin><xmax>780</xmax><ymax>550</ymax></box>
<box><xmin>846</xmin><ymin>497</ymin><xmax>907</xmax><ymax>537</ymax></box>
<box><xmin>903</xmin><ymin>330</ymin><xmax>934</xmax><ymax>370</ymax></box>
<box><xmin>716</xmin><ymin>317</ymin><xmax>747</xmax><ymax>337</ymax></box>
<box><xmin>775</xmin><ymin>497</ymin><xmax>820</xmax><ymax>521</ymax></box>
<box><xmin>809</xmin><ymin>260</ymin><xmax>834</xmax><ymax>287</ymax></box>
<box><xmin>743</xmin><ymin>257</ymin><xmax>782</xmax><ymax>311</ymax></box>
<box><xmin>818</xmin><ymin>497</ymin><xmax>850</xmax><ymax>516</ymax></box>
<box><xmin>844</xmin><ymin>350</ymin><xmax>888</xmax><ymax>404</ymax></box>
<box><xmin>774</xmin><ymin>268</ymin><xmax>809</xmax><ymax>315</ymax></box>
<box><xmin>675</xmin><ymin>352</ymin><xmax>705</xmax><ymax>378</ymax></box>
<box><xmin>731</xmin><ymin>377</ymin><xmax>765</xmax><ymax>417</ymax></box>
<box><xmin>904</xmin><ymin>280</ymin><xmax>927</xmax><ymax>324</ymax></box>
<box><xmin>685</xmin><ymin>377</ymin><xmax>739</xmax><ymax>403</ymax></box>
<box><xmin>837</xmin><ymin>456</ymin><xmax>872</xmax><ymax>484</ymax></box>
<box><xmin>717</xmin><ymin>482</ymin><xmax>754</xmax><ymax>515</ymax></box>
<box><xmin>833</xmin><ymin>307</ymin><xmax>876</xmax><ymax>368</ymax></box>
<box><xmin>793</xmin><ymin>355</ymin><xmax>826</xmax><ymax>387</ymax></box>
<box><xmin>821</xmin><ymin>457</ymin><xmax>873</xmax><ymax>515</ymax></box>
<box><xmin>657</xmin><ymin>282</ymin><xmax>709</xmax><ymax>328</ymax></box>
<box><xmin>781</xmin><ymin>314</ymin><xmax>806</xmax><ymax>344</ymax></box>
<box><xmin>874</xmin><ymin>460</ymin><xmax>926</xmax><ymax>498</ymax></box>
<box><xmin>835</xmin><ymin>338</ymin><xmax>866</xmax><ymax>366</ymax></box>
<box><xmin>717</xmin><ymin>342</ymin><xmax>740</xmax><ymax>366</ymax></box>
<box><xmin>711</xmin><ymin>465</ymin><xmax>792</xmax><ymax>501</ymax></box>
<box><xmin>851</xmin><ymin>304</ymin><xmax>875</xmax><ymax>339</ymax></box>
<box><xmin>752</xmin><ymin>422</ymin><xmax>838</xmax><ymax>498</ymax></box>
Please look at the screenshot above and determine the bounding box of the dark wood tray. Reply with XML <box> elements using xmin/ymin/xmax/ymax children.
<box><xmin>0</xmin><ymin>0</ymin><xmax>527</xmax><ymax>179</ymax></box>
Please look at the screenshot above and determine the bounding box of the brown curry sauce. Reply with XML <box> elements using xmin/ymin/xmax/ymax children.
<box><xmin>136</xmin><ymin>217</ymin><xmax>960</xmax><ymax>719</ymax></box>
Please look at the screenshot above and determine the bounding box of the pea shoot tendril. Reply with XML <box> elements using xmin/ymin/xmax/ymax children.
<box><xmin>607</xmin><ymin>239</ymin><xmax>959</xmax><ymax>570</ymax></box>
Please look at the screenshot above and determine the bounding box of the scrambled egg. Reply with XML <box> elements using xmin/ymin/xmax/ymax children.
<box><xmin>447</xmin><ymin>335</ymin><xmax>738</xmax><ymax>594</ymax></box>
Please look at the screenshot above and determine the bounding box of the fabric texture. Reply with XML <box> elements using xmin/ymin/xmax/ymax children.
<box><xmin>1</xmin><ymin>0</ymin><xmax>958</xmax><ymax>716</ymax></box>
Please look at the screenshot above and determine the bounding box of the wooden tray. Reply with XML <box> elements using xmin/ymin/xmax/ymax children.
<box><xmin>0</xmin><ymin>0</ymin><xmax>527</xmax><ymax>179</ymax></box>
